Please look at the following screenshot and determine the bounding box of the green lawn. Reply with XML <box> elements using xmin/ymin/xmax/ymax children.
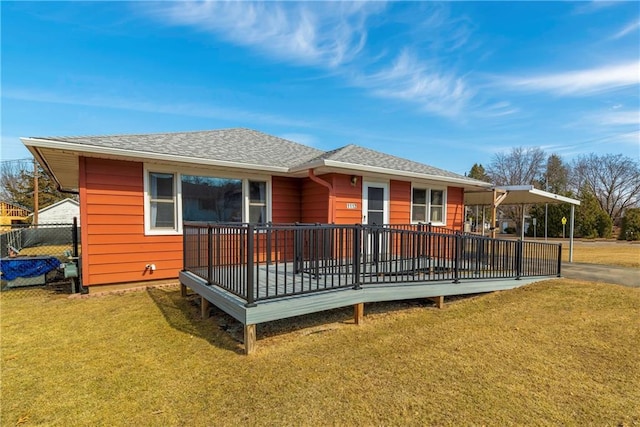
<box><xmin>1</xmin><ymin>280</ymin><xmax>639</xmax><ymax>426</ymax></box>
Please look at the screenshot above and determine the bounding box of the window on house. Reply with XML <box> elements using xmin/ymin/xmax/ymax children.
<box><xmin>145</xmin><ymin>169</ymin><xmax>270</xmax><ymax>234</ymax></box>
<box><xmin>149</xmin><ymin>172</ymin><xmax>176</xmax><ymax>229</ymax></box>
<box><xmin>249</xmin><ymin>181</ymin><xmax>267</xmax><ymax>224</ymax></box>
<box><xmin>411</xmin><ymin>187</ymin><xmax>446</xmax><ymax>224</ymax></box>
<box><xmin>182</xmin><ymin>175</ymin><xmax>242</xmax><ymax>222</ymax></box>
<box><xmin>430</xmin><ymin>190</ymin><xmax>444</xmax><ymax>223</ymax></box>
<box><xmin>411</xmin><ymin>189</ymin><xmax>427</xmax><ymax>222</ymax></box>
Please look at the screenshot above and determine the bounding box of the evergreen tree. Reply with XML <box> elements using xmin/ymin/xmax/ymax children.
<box><xmin>619</xmin><ymin>208</ymin><xmax>640</xmax><ymax>241</ymax></box>
<box><xmin>576</xmin><ymin>188</ymin><xmax>613</xmax><ymax>238</ymax></box>
<box><xmin>468</xmin><ymin>163</ymin><xmax>491</xmax><ymax>182</ymax></box>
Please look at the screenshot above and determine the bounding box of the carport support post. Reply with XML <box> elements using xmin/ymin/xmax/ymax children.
<box><xmin>569</xmin><ymin>204</ymin><xmax>575</xmax><ymax>263</ymax></box>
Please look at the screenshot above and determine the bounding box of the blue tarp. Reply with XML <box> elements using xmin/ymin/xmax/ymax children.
<box><xmin>1</xmin><ymin>256</ymin><xmax>60</xmax><ymax>281</ymax></box>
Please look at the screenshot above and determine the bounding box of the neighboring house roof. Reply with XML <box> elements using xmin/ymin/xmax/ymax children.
<box><xmin>21</xmin><ymin>128</ymin><xmax>491</xmax><ymax>191</ymax></box>
<box><xmin>36</xmin><ymin>198</ymin><xmax>80</xmax><ymax>214</ymax></box>
<box><xmin>0</xmin><ymin>200</ymin><xmax>32</xmax><ymax>213</ymax></box>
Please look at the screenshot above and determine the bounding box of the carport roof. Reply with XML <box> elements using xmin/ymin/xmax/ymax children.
<box><xmin>464</xmin><ymin>185</ymin><xmax>580</xmax><ymax>206</ymax></box>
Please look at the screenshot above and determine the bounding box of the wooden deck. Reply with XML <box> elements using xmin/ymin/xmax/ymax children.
<box><xmin>180</xmin><ymin>223</ymin><xmax>562</xmax><ymax>354</ymax></box>
<box><xmin>180</xmin><ymin>269</ymin><xmax>553</xmax><ymax>353</ymax></box>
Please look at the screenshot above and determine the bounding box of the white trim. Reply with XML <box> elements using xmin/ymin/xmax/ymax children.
<box><xmin>411</xmin><ymin>183</ymin><xmax>448</xmax><ymax>226</ymax></box>
<box><xmin>290</xmin><ymin>159</ymin><xmax>491</xmax><ymax>190</ymax></box>
<box><xmin>362</xmin><ymin>180</ymin><xmax>389</xmax><ymax>225</ymax></box>
<box><xmin>144</xmin><ymin>165</ymin><xmax>180</xmax><ymax>236</ymax></box>
<box><xmin>143</xmin><ymin>163</ymin><xmax>273</xmax><ymax>236</ymax></box>
<box><xmin>21</xmin><ymin>137</ymin><xmax>290</xmax><ymax>174</ymax></box>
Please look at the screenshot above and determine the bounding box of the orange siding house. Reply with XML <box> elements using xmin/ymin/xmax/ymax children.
<box><xmin>23</xmin><ymin>128</ymin><xmax>491</xmax><ymax>291</ymax></box>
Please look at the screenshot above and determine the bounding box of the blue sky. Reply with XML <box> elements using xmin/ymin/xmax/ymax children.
<box><xmin>1</xmin><ymin>1</ymin><xmax>638</xmax><ymax>175</ymax></box>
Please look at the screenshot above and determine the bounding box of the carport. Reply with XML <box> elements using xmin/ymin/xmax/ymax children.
<box><xmin>464</xmin><ymin>185</ymin><xmax>581</xmax><ymax>262</ymax></box>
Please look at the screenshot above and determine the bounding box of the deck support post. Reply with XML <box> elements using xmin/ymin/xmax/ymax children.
<box><xmin>354</xmin><ymin>303</ymin><xmax>364</xmax><ymax>325</ymax></box>
<box><xmin>180</xmin><ymin>283</ymin><xmax>188</xmax><ymax>297</ymax></box>
<box><xmin>244</xmin><ymin>324</ymin><xmax>257</xmax><ymax>355</ymax></box>
<box><xmin>428</xmin><ymin>296</ymin><xmax>444</xmax><ymax>309</ymax></box>
<box><xmin>201</xmin><ymin>296</ymin><xmax>211</xmax><ymax>318</ymax></box>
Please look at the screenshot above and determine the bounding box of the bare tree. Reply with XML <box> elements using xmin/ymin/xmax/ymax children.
<box><xmin>487</xmin><ymin>146</ymin><xmax>546</xmax><ymax>186</ymax></box>
<box><xmin>0</xmin><ymin>159</ymin><xmax>32</xmax><ymax>203</ymax></box>
<box><xmin>486</xmin><ymin>147</ymin><xmax>547</xmax><ymax>235</ymax></box>
<box><xmin>1</xmin><ymin>158</ymin><xmax>69</xmax><ymax>212</ymax></box>
<box><xmin>571</xmin><ymin>153</ymin><xmax>640</xmax><ymax>224</ymax></box>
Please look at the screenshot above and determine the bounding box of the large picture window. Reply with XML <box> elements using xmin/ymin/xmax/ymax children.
<box><xmin>144</xmin><ymin>167</ymin><xmax>270</xmax><ymax>235</ymax></box>
<box><xmin>411</xmin><ymin>187</ymin><xmax>446</xmax><ymax>225</ymax></box>
<box><xmin>182</xmin><ymin>176</ymin><xmax>242</xmax><ymax>222</ymax></box>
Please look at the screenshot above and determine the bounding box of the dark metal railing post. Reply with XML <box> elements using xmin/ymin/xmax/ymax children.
<box><xmin>453</xmin><ymin>232</ymin><xmax>460</xmax><ymax>283</ymax></box>
<box><xmin>516</xmin><ymin>239</ymin><xmax>523</xmax><ymax>280</ymax></box>
<box><xmin>246</xmin><ymin>224</ymin><xmax>256</xmax><ymax>307</ymax></box>
<box><xmin>266</xmin><ymin>222</ymin><xmax>272</xmax><ymax>265</ymax></box>
<box><xmin>294</xmin><ymin>223</ymin><xmax>302</xmax><ymax>274</ymax></box>
<box><xmin>72</xmin><ymin>217</ymin><xmax>81</xmax><ymax>293</ymax></box>
<box><xmin>182</xmin><ymin>223</ymin><xmax>187</xmax><ymax>272</ymax></box>
<box><xmin>557</xmin><ymin>243</ymin><xmax>563</xmax><ymax>277</ymax></box>
<box><xmin>207</xmin><ymin>224</ymin><xmax>213</xmax><ymax>286</ymax></box>
<box><xmin>353</xmin><ymin>225</ymin><xmax>362</xmax><ymax>290</ymax></box>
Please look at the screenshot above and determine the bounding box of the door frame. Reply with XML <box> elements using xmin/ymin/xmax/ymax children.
<box><xmin>361</xmin><ymin>181</ymin><xmax>389</xmax><ymax>225</ymax></box>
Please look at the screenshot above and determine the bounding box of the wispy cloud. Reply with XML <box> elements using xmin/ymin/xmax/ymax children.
<box><xmin>573</xmin><ymin>1</ymin><xmax>622</xmax><ymax>15</ymax></box>
<box><xmin>143</xmin><ymin>1</ymin><xmax>475</xmax><ymax>119</ymax></box>
<box><xmin>145</xmin><ymin>1</ymin><xmax>383</xmax><ymax>68</ymax></box>
<box><xmin>597</xmin><ymin>110</ymin><xmax>640</xmax><ymax>126</ymax></box>
<box><xmin>498</xmin><ymin>61</ymin><xmax>640</xmax><ymax>96</ymax></box>
<box><xmin>2</xmin><ymin>87</ymin><xmax>311</xmax><ymax>128</ymax></box>
<box><xmin>355</xmin><ymin>50</ymin><xmax>472</xmax><ymax>117</ymax></box>
<box><xmin>610</xmin><ymin>18</ymin><xmax>640</xmax><ymax>40</ymax></box>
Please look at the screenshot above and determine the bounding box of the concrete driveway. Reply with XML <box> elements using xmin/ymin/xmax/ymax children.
<box><xmin>561</xmin><ymin>262</ymin><xmax>639</xmax><ymax>287</ymax></box>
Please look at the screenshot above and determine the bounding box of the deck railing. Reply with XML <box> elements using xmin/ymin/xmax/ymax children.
<box><xmin>183</xmin><ymin>223</ymin><xmax>562</xmax><ymax>305</ymax></box>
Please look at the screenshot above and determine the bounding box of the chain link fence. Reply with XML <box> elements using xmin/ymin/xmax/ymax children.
<box><xmin>0</xmin><ymin>221</ymin><xmax>81</xmax><ymax>295</ymax></box>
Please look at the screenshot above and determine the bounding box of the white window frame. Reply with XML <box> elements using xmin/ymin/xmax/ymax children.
<box><xmin>143</xmin><ymin>164</ymin><xmax>271</xmax><ymax>236</ymax></box>
<box><xmin>411</xmin><ymin>184</ymin><xmax>447</xmax><ymax>226</ymax></box>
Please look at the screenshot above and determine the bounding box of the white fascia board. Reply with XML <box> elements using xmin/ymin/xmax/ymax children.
<box><xmin>528</xmin><ymin>187</ymin><xmax>581</xmax><ymax>205</ymax></box>
<box><xmin>314</xmin><ymin>159</ymin><xmax>493</xmax><ymax>190</ymax></box>
<box><xmin>20</xmin><ymin>137</ymin><xmax>290</xmax><ymax>174</ymax></box>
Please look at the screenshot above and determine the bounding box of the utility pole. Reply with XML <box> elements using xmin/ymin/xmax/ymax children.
<box><xmin>33</xmin><ymin>159</ymin><xmax>39</xmax><ymax>225</ymax></box>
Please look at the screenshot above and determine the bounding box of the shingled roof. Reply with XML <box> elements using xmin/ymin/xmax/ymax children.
<box><xmin>31</xmin><ymin>128</ymin><xmax>324</xmax><ymax>169</ymax></box>
<box><xmin>295</xmin><ymin>144</ymin><xmax>470</xmax><ymax>181</ymax></box>
<box><xmin>22</xmin><ymin>128</ymin><xmax>490</xmax><ymax>190</ymax></box>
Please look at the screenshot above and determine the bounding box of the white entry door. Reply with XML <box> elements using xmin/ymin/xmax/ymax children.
<box><xmin>362</xmin><ymin>182</ymin><xmax>388</xmax><ymax>225</ymax></box>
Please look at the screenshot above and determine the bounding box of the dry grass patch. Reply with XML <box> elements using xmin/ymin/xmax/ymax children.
<box><xmin>562</xmin><ymin>241</ymin><xmax>640</xmax><ymax>268</ymax></box>
<box><xmin>1</xmin><ymin>281</ymin><xmax>639</xmax><ymax>426</ymax></box>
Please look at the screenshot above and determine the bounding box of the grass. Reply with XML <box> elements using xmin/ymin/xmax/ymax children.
<box><xmin>14</xmin><ymin>244</ymin><xmax>77</xmax><ymax>258</ymax></box>
<box><xmin>561</xmin><ymin>240</ymin><xmax>639</xmax><ymax>268</ymax></box>
<box><xmin>1</xmin><ymin>280</ymin><xmax>639</xmax><ymax>426</ymax></box>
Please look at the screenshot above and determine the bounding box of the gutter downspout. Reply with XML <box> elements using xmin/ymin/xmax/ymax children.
<box><xmin>308</xmin><ymin>169</ymin><xmax>334</xmax><ymax>223</ymax></box>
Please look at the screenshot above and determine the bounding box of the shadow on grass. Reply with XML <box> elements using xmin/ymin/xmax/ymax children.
<box><xmin>256</xmin><ymin>294</ymin><xmax>485</xmax><ymax>341</ymax></box>
<box><xmin>146</xmin><ymin>285</ymin><xmax>487</xmax><ymax>350</ymax></box>
<box><xmin>145</xmin><ymin>286</ymin><xmax>244</xmax><ymax>354</ymax></box>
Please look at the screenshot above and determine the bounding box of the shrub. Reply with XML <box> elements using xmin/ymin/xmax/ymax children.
<box><xmin>619</xmin><ymin>208</ymin><xmax>640</xmax><ymax>241</ymax></box>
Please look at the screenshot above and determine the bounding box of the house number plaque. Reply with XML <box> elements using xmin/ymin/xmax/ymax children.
<box><xmin>346</xmin><ymin>203</ymin><xmax>358</xmax><ymax>209</ymax></box>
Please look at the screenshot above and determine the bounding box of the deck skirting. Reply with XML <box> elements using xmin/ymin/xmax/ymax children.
<box><xmin>179</xmin><ymin>270</ymin><xmax>550</xmax><ymax>326</ymax></box>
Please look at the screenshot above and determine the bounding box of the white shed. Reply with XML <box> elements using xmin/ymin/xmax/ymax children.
<box><xmin>35</xmin><ymin>198</ymin><xmax>80</xmax><ymax>225</ymax></box>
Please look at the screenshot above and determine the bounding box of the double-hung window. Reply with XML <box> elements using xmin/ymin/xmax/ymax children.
<box><xmin>248</xmin><ymin>181</ymin><xmax>267</xmax><ymax>224</ymax></box>
<box><xmin>149</xmin><ymin>172</ymin><xmax>177</xmax><ymax>230</ymax></box>
<box><xmin>411</xmin><ymin>187</ymin><xmax>446</xmax><ymax>225</ymax></box>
